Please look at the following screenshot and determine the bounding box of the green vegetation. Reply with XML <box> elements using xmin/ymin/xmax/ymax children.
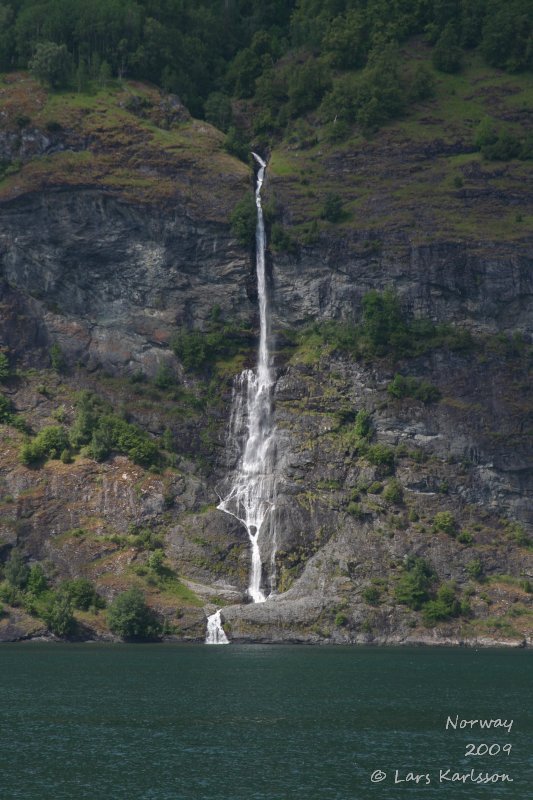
<box><xmin>60</xmin><ymin>578</ymin><xmax>106</xmax><ymax>611</ymax></box>
<box><xmin>107</xmin><ymin>587</ymin><xmax>161</xmax><ymax>641</ymax></box>
<box><xmin>362</xmin><ymin>584</ymin><xmax>382</xmax><ymax>606</ymax></box>
<box><xmin>291</xmin><ymin>290</ymin><xmax>475</xmax><ymax>365</ymax></box>
<box><xmin>366</xmin><ymin>444</ymin><xmax>395</xmax><ymax>471</ymax></box>
<box><xmin>466</xmin><ymin>558</ymin><xmax>484</xmax><ymax>580</ymax></box>
<box><xmin>433</xmin><ymin>511</ymin><xmax>457</xmax><ymax>536</ymax></box>
<box><xmin>0</xmin><ymin>352</ymin><xmax>10</xmax><ymax>380</ymax></box>
<box><xmin>0</xmin><ymin>549</ymin><xmax>108</xmax><ymax>637</ymax></box>
<box><xmin>171</xmin><ymin>316</ymin><xmax>252</xmax><ymax>374</ymax></box>
<box><xmin>4</xmin><ymin>550</ymin><xmax>30</xmax><ymax>590</ymax></box>
<box><xmin>230</xmin><ymin>193</ymin><xmax>257</xmax><ymax>247</ymax></box>
<box><xmin>44</xmin><ymin>594</ymin><xmax>76</xmax><ymax>636</ymax></box>
<box><xmin>383</xmin><ymin>479</ymin><xmax>404</xmax><ymax>505</ymax></box>
<box><xmin>20</xmin><ymin>425</ymin><xmax>69</xmax><ymax>465</ymax></box>
<box><xmin>0</xmin><ymin>394</ymin><xmax>14</xmax><ymax>423</ymax></box>
<box><xmin>422</xmin><ymin>581</ymin><xmax>461</xmax><ymax>624</ymax></box>
<box><xmin>321</xmin><ymin>193</ymin><xmax>344</xmax><ymax>223</ymax></box>
<box><xmin>387</xmin><ymin>374</ymin><xmax>441</xmax><ymax>404</ymax></box>
<box><xmin>18</xmin><ymin>390</ymin><xmax>162</xmax><ymax>469</ymax></box>
<box><xmin>0</xmin><ymin>0</ymin><xmax>528</xmax><ymax>132</ymax></box>
<box><xmin>395</xmin><ymin>557</ymin><xmax>437</xmax><ymax>610</ymax></box>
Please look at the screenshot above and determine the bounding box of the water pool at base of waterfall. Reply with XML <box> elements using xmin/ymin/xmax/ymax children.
<box><xmin>0</xmin><ymin>643</ymin><xmax>531</xmax><ymax>800</ymax></box>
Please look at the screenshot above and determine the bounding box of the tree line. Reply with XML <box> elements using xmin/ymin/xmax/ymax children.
<box><xmin>0</xmin><ymin>0</ymin><xmax>530</xmax><ymax>125</ymax></box>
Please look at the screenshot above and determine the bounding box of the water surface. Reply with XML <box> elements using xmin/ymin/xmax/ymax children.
<box><xmin>0</xmin><ymin>644</ymin><xmax>530</xmax><ymax>799</ymax></box>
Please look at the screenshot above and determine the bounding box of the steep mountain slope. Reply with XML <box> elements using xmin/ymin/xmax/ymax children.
<box><xmin>0</xmin><ymin>70</ymin><xmax>531</xmax><ymax>644</ymax></box>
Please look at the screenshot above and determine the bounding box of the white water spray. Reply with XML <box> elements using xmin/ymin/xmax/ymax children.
<box><xmin>217</xmin><ymin>152</ymin><xmax>277</xmax><ymax>604</ymax></box>
<box><xmin>205</xmin><ymin>609</ymin><xmax>229</xmax><ymax>645</ymax></box>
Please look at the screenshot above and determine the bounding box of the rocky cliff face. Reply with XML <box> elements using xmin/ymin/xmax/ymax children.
<box><xmin>0</xmin><ymin>190</ymin><xmax>250</xmax><ymax>375</ymax></box>
<box><xmin>0</xmin><ymin>76</ymin><xmax>531</xmax><ymax>645</ymax></box>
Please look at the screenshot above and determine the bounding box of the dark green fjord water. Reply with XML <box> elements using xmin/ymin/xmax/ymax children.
<box><xmin>0</xmin><ymin>644</ymin><xmax>531</xmax><ymax>800</ymax></box>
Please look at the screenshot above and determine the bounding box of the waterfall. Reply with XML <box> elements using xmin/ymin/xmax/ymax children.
<box><xmin>217</xmin><ymin>152</ymin><xmax>277</xmax><ymax>604</ymax></box>
<box><xmin>205</xmin><ymin>610</ymin><xmax>229</xmax><ymax>645</ymax></box>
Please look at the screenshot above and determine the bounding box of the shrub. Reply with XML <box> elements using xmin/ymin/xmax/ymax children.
<box><xmin>387</xmin><ymin>374</ymin><xmax>441</xmax><ymax>404</ymax></box>
<box><xmin>147</xmin><ymin>549</ymin><xmax>166</xmax><ymax>576</ymax></box>
<box><xmin>466</xmin><ymin>559</ymin><xmax>484</xmax><ymax>580</ymax></box>
<box><xmin>433</xmin><ymin>511</ymin><xmax>456</xmax><ymax>536</ymax></box>
<box><xmin>4</xmin><ymin>550</ymin><xmax>30</xmax><ymax>589</ymax></box>
<box><xmin>171</xmin><ymin>321</ymin><xmax>252</xmax><ymax>373</ymax></box>
<box><xmin>334</xmin><ymin>612</ymin><xmax>348</xmax><ymax>627</ymax></box>
<box><xmin>230</xmin><ymin>193</ymin><xmax>256</xmax><ymax>247</ymax></box>
<box><xmin>70</xmin><ymin>391</ymin><xmax>104</xmax><ymax>447</ymax></box>
<box><xmin>60</xmin><ymin>578</ymin><xmax>105</xmax><ymax>611</ymax></box>
<box><xmin>354</xmin><ymin>409</ymin><xmax>372</xmax><ymax>440</ymax></box>
<box><xmin>0</xmin><ymin>394</ymin><xmax>14</xmax><ymax>423</ymax></box>
<box><xmin>346</xmin><ymin>501</ymin><xmax>363</xmax><ymax>517</ymax></box>
<box><xmin>321</xmin><ymin>193</ymin><xmax>344</xmax><ymax>223</ymax></box>
<box><xmin>107</xmin><ymin>587</ymin><xmax>161</xmax><ymax>640</ymax></box>
<box><xmin>367</xmin><ymin>444</ymin><xmax>395</xmax><ymax>470</ymax></box>
<box><xmin>383</xmin><ymin>479</ymin><xmax>403</xmax><ymax>505</ymax></box>
<box><xmin>154</xmin><ymin>363</ymin><xmax>175</xmax><ymax>390</ymax></box>
<box><xmin>362</xmin><ymin>585</ymin><xmax>381</xmax><ymax>605</ymax></box>
<box><xmin>20</xmin><ymin>425</ymin><xmax>70</xmax><ymax>465</ymax></box>
<box><xmin>422</xmin><ymin>582</ymin><xmax>461</xmax><ymax>625</ymax></box>
<box><xmin>26</xmin><ymin>564</ymin><xmax>48</xmax><ymax>595</ymax></box>
<box><xmin>458</xmin><ymin>530</ymin><xmax>474</xmax><ymax>544</ymax></box>
<box><xmin>44</xmin><ymin>594</ymin><xmax>76</xmax><ymax>637</ymax></box>
<box><xmin>395</xmin><ymin>557</ymin><xmax>436</xmax><ymax>610</ymax></box>
<box><xmin>0</xmin><ymin>352</ymin><xmax>9</xmax><ymax>380</ymax></box>
<box><xmin>270</xmin><ymin>223</ymin><xmax>298</xmax><ymax>255</ymax></box>
<box><xmin>49</xmin><ymin>343</ymin><xmax>65</xmax><ymax>372</ymax></box>
<box><xmin>60</xmin><ymin>448</ymin><xmax>73</xmax><ymax>464</ymax></box>
<box><xmin>87</xmin><ymin>415</ymin><xmax>159</xmax><ymax>468</ymax></box>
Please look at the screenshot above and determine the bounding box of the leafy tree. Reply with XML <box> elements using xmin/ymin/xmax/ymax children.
<box><xmin>395</xmin><ymin>557</ymin><xmax>437</xmax><ymax>609</ymax></box>
<box><xmin>323</xmin><ymin>9</ymin><xmax>369</xmax><ymax>69</ymax></box>
<box><xmin>60</xmin><ymin>578</ymin><xmax>105</xmax><ymax>610</ymax></box>
<box><xmin>481</xmin><ymin>0</ymin><xmax>533</xmax><ymax>72</ymax></box>
<box><xmin>286</xmin><ymin>57</ymin><xmax>331</xmax><ymax>116</ymax></box>
<box><xmin>204</xmin><ymin>92</ymin><xmax>233</xmax><ymax>132</ymax></box>
<box><xmin>70</xmin><ymin>391</ymin><xmax>103</xmax><ymax>447</ymax></box>
<box><xmin>44</xmin><ymin>594</ymin><xmax>76</xmax><ymax>637</ymax></box>
<box><xmin>27</xmin><ymin>564</ymin><xmax>48</xmax><ymax>595</ymax></box>
<box><xmin>107</xmin><ymin>587</ymin><xmax>161</xmax><ymax>640</ymax></box>
<box><xmin>4</xmin><ymin>550</ymin><xmax>30</xmax><ymax>590</ymax></box>
<box><xmin>432</xmin><ymin>23</ymin><xmax>463</xmax><ymax>72</ymax></box>
<box><xmin>28</xmin><ymin>41</ymin><xmax>73</xmax><ymax>89</ymax></box>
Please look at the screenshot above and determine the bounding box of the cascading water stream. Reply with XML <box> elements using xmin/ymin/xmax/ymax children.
<box><xmin>205</xmin><ymin>609</ymin><xmax>229</xmax><ymax>645</ymax></box>
<box><xmin>206</xmin><ymin>153</ymin><xmax>277</xmax><ymax>648</ymax></box>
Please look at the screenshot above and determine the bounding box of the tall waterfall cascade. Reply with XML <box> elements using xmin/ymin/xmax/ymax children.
<box><xmin>206</xmin><ymin>153</ymin><xmax>277</xmax><ymax>643</ymax></box>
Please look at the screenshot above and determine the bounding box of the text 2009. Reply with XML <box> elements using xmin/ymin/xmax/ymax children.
<box><xmin>465</xmin><ymin>743</ymin><xmax>512</xmax><ymax>757</ymax></box>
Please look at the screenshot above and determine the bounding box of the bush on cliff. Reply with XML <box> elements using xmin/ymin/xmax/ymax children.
<box><xmin>20</xmin><ymin>425</ymin><xmax>70</xmax><ymax>465</ymax></box>
<box><xmin>395</xmin><ymin>557</ymin><xmax>436</xmax><ymax>610</ymax></box>
<box><xmin>107</xmin><ymin>587</ymin><xmax>161</xmax><ymax>641</ymax></box>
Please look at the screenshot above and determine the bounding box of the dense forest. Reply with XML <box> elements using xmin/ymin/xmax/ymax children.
<box><xmin>0</xmin><ymin>0</ymin><xmax>531</xmax><ymax>137</ymax></box>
